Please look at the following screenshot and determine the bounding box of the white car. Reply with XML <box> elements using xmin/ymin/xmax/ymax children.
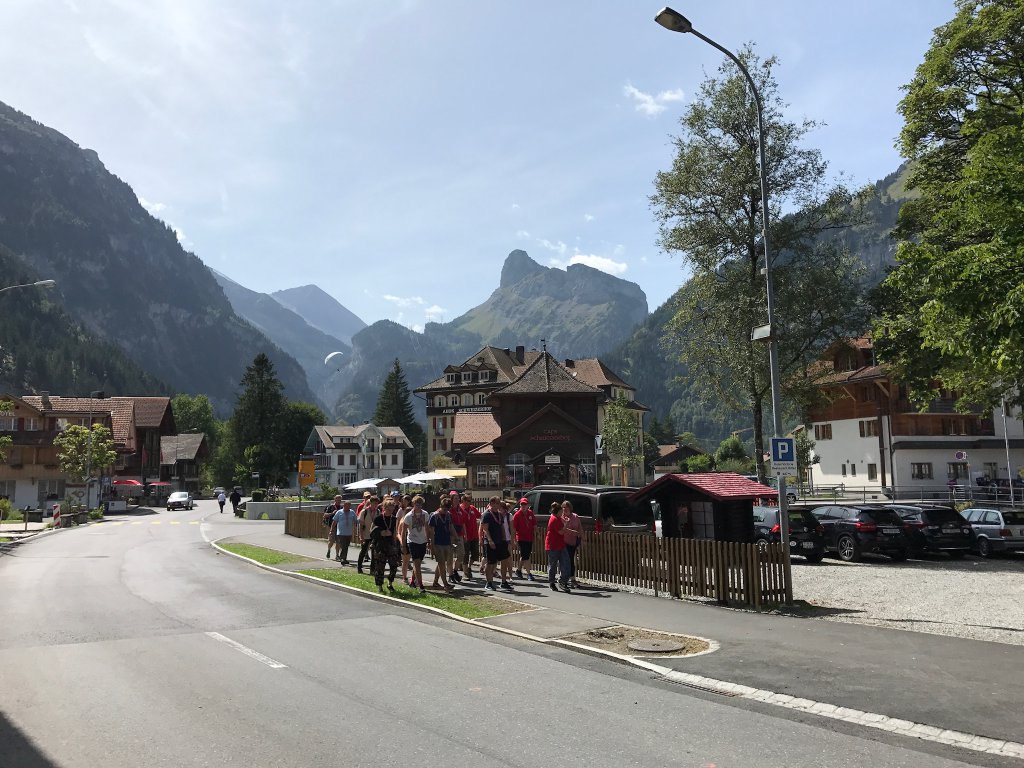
<box><xmin>166</xmin><ymin>491</ymin><xmax>194</xmax><ymax>511</ymax></box>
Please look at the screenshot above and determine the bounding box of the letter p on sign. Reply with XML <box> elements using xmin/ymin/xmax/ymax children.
<box><xmin>770</xmin><ymin>437</ymin><xmax>798</xmax><ymax>475</ymax></box>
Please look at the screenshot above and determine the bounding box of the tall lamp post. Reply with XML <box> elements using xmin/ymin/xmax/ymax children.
<box><xmin>0</xmin><ymin>279</ymin><xmax>56</xmax><ymax>295</ymax></box>
<box><xmin>655</xmin><ymin>7</ymin><xmax>792</xmax><ymax>601</ymax></box>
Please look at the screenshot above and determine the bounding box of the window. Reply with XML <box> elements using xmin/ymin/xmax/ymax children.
<box><xmin>814</xmin><ymin>423</ymin><xmax>833</xmax><ymax>440</ymax></box>
<box><xmin>448</xmin><ymin>395</ymin><xmax>458</xmax><ymax>407</ymax></box>
<box><xmin>0</xmin><ymin>417</ymin><xmax>15</xmax><ymax>432</ymax></box>
<box><xmin>462</xmin><ymin>372</ymin><xmax>474</xmax><ymax>383</ymax></box>
<box><xmin>867</xmin><ymin>464</ymin><xmax>878</xmax><ymax>481</ymax></box>
<box><xmin>435</xmin><ymin>396</ymin><xmax>444</xmax><ymax>408</ymax></box>
<box><xmin>0</xmin><ymin>479</ymin><xmax>14</xmax><ymax>498</ymax></box>
<box><xmin>476</xmin><ymin>393</ymin><xmax>487</xmax><ymax>405</ymax></box>
<box><xmin>850</xmin><ymin>464</ymin><xmax>857</xmax><ymax>477</ymax></box>
<box><xmin>461</xmin><ymin>393</ymin><xmax>473</xmax><ymax>406</ymax></box>
<box><xmin>392</xmin><ymin>454</ymin><xmax>399</xmax><ymax>466</ymax></box>
<box><xmin>983</xmin><ymin>462</ymin><xmax>998</xmax><ymax>478</ymax></box>
<box><xmin>911</xmin><ymin>463</ymin><xmax>933</xmax><ymax>480</ymax></box>
<box><xmin>479</xmin><ymin>370</ymin><xmax>492</xmax><ymax>382</ymax></box>
<box><xmin>947</xmin><ymin>462</ymin><xmax>969</xmax><ymax>480</ymax></box>
<box><xmin>24</xmin><ymin>417</ymin><xmax>40</xmax><ymax>431</ymax></box>
<box><xmin>691</xmin><ymin>501</ymin><xmax>715</xmax><ymax>540</ymax></box>
<box><xmin>858</xmin><ymin>420</ymin><xmax>878</xmax><ymax>438</ymax></box>
<box><xmin>505</xmin><ymin>452</ymin><xmax>533</xmax><ymax>487</ymax></box>
<box><xmin>446</xmin><ymin>373</ymin><xmax>457</xmax><ymax>384</ymax></box>
<box><xmin>349</xmin><ymin>454</ymin><xmax>356</xmax><ymax>465</ymax></box>
<box><xmin>841</xmin><ymin>464</ymin><xmax>847</xmax><ymax>477</ymax></box>
<box><xmin>475</xmin><ymin>464</ymin><xmax>500</xmax><ymax>488</ymax></box>
<box><xmin>366</xmin><ymin>456</ymin><xmax>375</xmax><ymax>469</ymax></box>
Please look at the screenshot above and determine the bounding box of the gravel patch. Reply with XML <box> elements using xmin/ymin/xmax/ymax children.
<box><xmin>558</xmin><ymin>626</ymin><xmax>710</xmax><ymax>657</ymax></box>
<box><xmin>788</xmin><ymin>552</ymin><xmax>1024</xmax><ymax>645</ymax></box>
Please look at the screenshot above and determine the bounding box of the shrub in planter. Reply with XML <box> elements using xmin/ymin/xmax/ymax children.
<box><xmin>251</xmin><ymin>488</ymin><xmax>267</xmax><ymax>503</ymax></box>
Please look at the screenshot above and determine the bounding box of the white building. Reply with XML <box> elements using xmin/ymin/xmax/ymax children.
<box><xmin>304</xmin><ymin>424</ymin><xmax>413</xmax><ymax>488</ymax></box>
<box><xmin>806</xmin><ymin>339</ymin><xmax>1024</xmax><ymax>495</ymax></box>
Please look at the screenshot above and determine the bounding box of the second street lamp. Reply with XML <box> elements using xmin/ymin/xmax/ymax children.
<box><xmin>0</xmin><ymin>279</ymin><xmax>57</xmax><ymax>294</ymax></box>
<box><xmin>655</xmin><ymin>7</ymin><xmax>792</xmax><ymax>601</ymax></box>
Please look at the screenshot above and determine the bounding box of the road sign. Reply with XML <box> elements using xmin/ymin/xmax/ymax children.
<box><xmin>298</xmin><ymin>459</ymin><xmax>316</xmax><ymax>486</ymax></box>
<box><xmin>595</xmin><ymin>434</ymin><xmax>603</xmax><ymax>450</ymax></box>
<box><xmin>954</xmin><ymin>450</ymin><xmax>968</xmax><ymax>461</ymax></box>
<box><xmin>770</xmin><ymin>437</ymin><xmax>798</xmax><ymax>475</ymax></box>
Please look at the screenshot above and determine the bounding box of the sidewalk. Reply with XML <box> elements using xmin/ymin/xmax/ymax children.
<box><xmin>0</xmin><ymin>521</ymin><xmax>48</xmax><ymax>541</ymax></box>
<box><xmin>222</xmin><ymin>528</ymin><xmax>1024</xmax><ymax>746</ymax></box>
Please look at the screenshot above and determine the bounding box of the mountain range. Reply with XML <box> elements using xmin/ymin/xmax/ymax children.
<box><xmin>0</xmin><ymin>99</ymin><xmax>909</xmax><ymax>445</ymax></box>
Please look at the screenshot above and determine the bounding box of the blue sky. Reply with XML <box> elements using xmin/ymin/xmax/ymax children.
<box><xmin>3</xmin><ymin>1</ymin><xmax>955</xmax><ymax>331</ymax></box>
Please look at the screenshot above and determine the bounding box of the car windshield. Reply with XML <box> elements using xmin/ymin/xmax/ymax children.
<box><xmin>922</xmin><ymin>508</ymin><xmax>962</xmax><ymax>523</ymax></box>
<box><xmin>1002</xmin><ymin>510</ymin><xmax>1024</xmax><ymax>524</ymax></box>
<box><xmin>169</xmin><ymin>492</ymin><xmax>187</xmax><ymax>500</ymax></box>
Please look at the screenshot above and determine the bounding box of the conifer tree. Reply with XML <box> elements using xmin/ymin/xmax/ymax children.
<box><xmin>372</xmin><ymin>359</ymin><xmax>425</xmax><ymax>469</ymax></box>
<box><xmin>228</xmin><ymin>353</ymin><xmax>287</xmax><ymax>485</ymax></box>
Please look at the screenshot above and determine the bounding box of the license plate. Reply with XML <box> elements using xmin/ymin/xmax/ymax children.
<box><xmin>801</xmin><ymin>541</ymin><xmax>815</xmax><ymax>549</ymax></box>
<box><xmin>881</xmin><ymin>528</ymin><xmax>899</xmax><ymax>535</ymax></box>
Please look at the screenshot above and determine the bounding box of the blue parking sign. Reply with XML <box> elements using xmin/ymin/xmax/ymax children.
<box><xmin>770</xmin><ymin>437</ymin><xmax>797</xmax><ymax>475</ymax></box>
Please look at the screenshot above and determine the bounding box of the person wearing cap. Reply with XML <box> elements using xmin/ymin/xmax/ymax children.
<box><xmin>512</xmin><ymin>497</ymin><xmax>536</xmax><ymax>580</ymax></box>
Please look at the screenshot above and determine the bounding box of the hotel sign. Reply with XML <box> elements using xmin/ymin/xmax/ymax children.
<box><xmin>529</xmin><ymin>429</ymin><xmax>572</xmax><ymax>442</ymax></box>
<box><xmin>545</xmin><ymin>454</ymin><xmax>561</xmax><ymax>464</ymax></box>
<box><xmin>440</xmin><ymin>406</ymin><xmax>493</xmax><ymax>415</ymax></box>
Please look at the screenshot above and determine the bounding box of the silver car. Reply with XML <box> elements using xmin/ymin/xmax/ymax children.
<box><xmin>961</xmin><ymin>506</ymin><xmax>1024</xmax><ymax>557</ymax></box>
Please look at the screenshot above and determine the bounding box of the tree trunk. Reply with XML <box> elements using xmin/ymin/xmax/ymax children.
<box><xmin>752</xmin><ymin>394</ymin><xmax>766</xmax><ymax>482</ymax></box>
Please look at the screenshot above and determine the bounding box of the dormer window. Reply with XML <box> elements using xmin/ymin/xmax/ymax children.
<box><xmin>462</xmin><ymin>371</ymin><xmax>474</xmax><ymax>383</ymax></box>
<box><xmin>479</xmin><ymin>370</ymin><xmax>492</xmax><ymax>382</ymax></box>
<box><xmin>446</xmin><ymin>373</ymin><xmax>457</xmax><ymax>384</ymax></box>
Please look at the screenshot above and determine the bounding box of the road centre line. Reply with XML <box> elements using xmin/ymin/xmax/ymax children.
<box><xmin>204</xmin><ymin>632</ymin><xmax>287</xmax><ymax>669</ymax></box>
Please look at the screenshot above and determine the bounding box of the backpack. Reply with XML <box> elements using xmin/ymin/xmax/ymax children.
<box><xmin>322</xmin><ymin>505</ymin><xmax>334</xmax><ymax>528</ymax></box>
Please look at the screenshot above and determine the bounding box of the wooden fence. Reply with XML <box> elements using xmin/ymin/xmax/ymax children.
<box><xmin>284</xmin><ymin>509</ymin><xmax>791</xmax><ymax>606</ymax></box>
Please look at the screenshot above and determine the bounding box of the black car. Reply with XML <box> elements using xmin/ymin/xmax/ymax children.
<box><xmin>752</xmin><ymin>507</ymin><xmax>825</xmax><ymax>562</ymax></box>
<box><xmin>886</xmin><ymin>504</ymin><xmax>971</xmax><ymax>558</ymax></box>
<box><xmin>810</xmin><ymin>504</ymin><xmax>910</xmax><ymax>562</ymax></box>
<box><xmin>524</xmin><ymin>485</ymin><xmax>653</xmax><ymax>533</ymax></box>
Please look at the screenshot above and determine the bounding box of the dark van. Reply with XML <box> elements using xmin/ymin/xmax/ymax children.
<box><xmin>523</xmin><ymin>485</ymin><xmax>653</xmax><ymax>533</ymax></box>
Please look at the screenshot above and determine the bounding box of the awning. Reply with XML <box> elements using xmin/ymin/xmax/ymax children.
<box><xmin>112</xmin><ymin>478</ymin><xmax>142</xmax><ymax>486</ymax></box>
<box><xmin>435</xmin><ymin>469</ymin><xmax>467</xmax><ymax>479</ymax></box>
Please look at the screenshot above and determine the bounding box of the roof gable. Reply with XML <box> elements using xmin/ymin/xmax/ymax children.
<box><xmin>494</xmin><ymin>352</ymin><xmax>603</xmax><ymax>396</ymax></box>
<box><xmin>630</xmin><ymin>472</ymin><xmax>779</xmax><ymax>502</ymax></box>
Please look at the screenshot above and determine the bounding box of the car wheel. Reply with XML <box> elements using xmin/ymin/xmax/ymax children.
<box><xmin>837</xmin><ymin>535</ymin><xmax>861</xmax><ymax>562</ymax></box>
<box><xmin>804</xmin><ymin>552</ymin><xmax>824</xmax><ymax>563</ymax></box>
<box><xmin>976</xmin><ymin>538</ymin><xmax>992</xmax><ymax>558</ymax></box>
<box><xmin>754</xmin><ymin>537</ymin><xmax>769</xmax><ymax>553</ymax></box>
<box><xmin>889</xmin><ymin>550</ymin><xmax>908</xmax><ymax>562</ymax></box>
<box><xmin>947</xmin><ymin>550</ymin><xmax>966</xmax><ymax>559</ymax></box>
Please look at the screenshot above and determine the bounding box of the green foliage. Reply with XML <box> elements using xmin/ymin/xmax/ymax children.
<box><xmin>677</xmin><ymin>431</ymin><xmax>703</xmax><ymax>451</ymax></box>
<box><xmin>685</xmin><ymin>453</ymin><xmax>714</xmax><ymax>473</ymax></box>
<box><xmin>642</xmin><ymin>433</ymin><xmax>661</xmax><ymax>475</ymax></box>
<box><xmin>172</xmin><ymin>394</ymin><xmax>221</xmax><ymax>447</ymax></box>
<box><xmin>251</xmin><ymin>488</ymin><xmax>266</xmax><ymax>503</ymax></box>
<box><xmin>874</xmin><ymin>0</ymin><xmax>1024</xmax><ymax>411</ymax></box>
<box><xmin>279</xmin><ymin>401</ymin><xmax>326</xmax><ymax>466</ymax></box>
<box><xmin>227</xmin><ymin>354</ymin><xmax>288</xmax><ymax>484</ymax></box>
<box><xmin>647</xmin><ymin>414</ymin><xmax>678</xmax><ymax>445</ymax></box>
<box><xmin>431</xmin><ymin>453</ymin><xmax>455</xmax><ymax>469</ymax></box>
<box><xmin>372</xmin><ymin>359</ymin><xmax>425</xmax><ymax>468</ymax></box>
<box><xmin>651</xmin><ymin>46</ymin><xmax>869</xmax><ymax>478</ymax></box>
<box><xmin>0</xmin><ymin>498</ymin><xmax>13</xmax><ymax>521</ymax></box>
<box><xmin>794</xmin><ymin>429</ymin><xmax>819</xmax><ymax>479</ymax></box>
<box><xmin>602</xmin><ymin>394</ymin><xmax>643</xmax><ymax>483</ymax></box>
<box><xmin>88</xmin><ymin>507</ymin><xmax>104</xmax><ymax>520</ymax></box>
<box><xmin>53</xmin><ymin>424</ymin><xmax>116</xmax><ymax>483</ymax></box>
<box><xmin>717</xmin><ymin>457</ymin><xmax>756</xmax><ymax>474</ymax></box>
<box><xmin>714</xmin><ymin>435</ymin><xmax>749</xmax><ymax>465</ymax></box>
<box><xmin>0</xmin><ymin>399</ymin><xmax>10</xmax><ymax>463</ymax></box>
<box><xmin>315</xmin><ymin>481</ymin><xmax>339</xmax><ymax>501</ymax></box>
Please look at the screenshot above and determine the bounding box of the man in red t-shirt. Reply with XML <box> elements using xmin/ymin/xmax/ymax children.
<box><xmin>512</xmin><ymin>498</ymin><xmax>536</xmax><ymax>581</ymax></box>
<box><xmin>544</xmin><ymin>503</ymin><xmax>570</xmax><ymax>592</ymax></box>
<box><xmin>459</xmin><ymin>494</ymin><xmax>482</xmax><ymax>577</ymax></box>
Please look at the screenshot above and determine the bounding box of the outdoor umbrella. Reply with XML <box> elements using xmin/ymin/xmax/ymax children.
<box><xmin>395</xmin><ymin>474</ymin><xmax>426</xmax><ymax>485</ymax></box>
<box><xmin>112</xmin><ymin>479</ymin><xmax>142</xmax><ymax>486</ymax></box>
<box><xmin>343</xmin><ymin>478</ymin><xmax>385</xmax><ymax>491</ymax></box>
<box><xmin>406</xmin><ymin>471</ymin><xmax>451</xmax><ymax>483</ymax></box>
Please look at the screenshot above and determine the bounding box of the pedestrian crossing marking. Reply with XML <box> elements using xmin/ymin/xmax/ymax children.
<box><xmin>151</xmin><ymin>521</ymin><xmax>161</xmax><ymax>525</ymax></box>
<box><xmin>170</xmin><ymin>521</ymin><xmax>181</xmax><ymax>525</ymax></box>
<box><xmin>189</xmin><ymin>521</ymin><xmax>199</xmax><ymax>525</ymax></box>
<box><xmin>131</xmin><ymin>522</ymin><xmax>143</xmax><ymax>525</ymax></box>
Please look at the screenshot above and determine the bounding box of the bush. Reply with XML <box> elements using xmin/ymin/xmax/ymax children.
<box><xmin>88</xmin><ymin>507</ymin><xmax>104</xmax><ymax>520</ymax></box>
<box><xmin>0</xmin><ymin>498</ymin><xmax>15</xmax><ymax>522</ymax></box>
<box><xmin>251</xmin><ymin>488</ymin><xmax>267</xmax><ymax>502</ymax></box>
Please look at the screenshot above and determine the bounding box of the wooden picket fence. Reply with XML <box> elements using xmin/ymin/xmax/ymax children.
<box><xmin>284</xmin><ymin>509</ymin><xmax>791</xmax><ymax>607</ymax></box>
<box><xmin>549</xmin><ymin>529</ymin><xmax>791</xmax><ymax>607</ymax></box>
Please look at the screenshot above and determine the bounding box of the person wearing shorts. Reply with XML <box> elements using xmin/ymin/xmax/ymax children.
<box><xmin>480</xmin><ymin>497</ymin><xmax>510</xmax><ymax>591</ymax></box>
<box><xmin>399</xmin><ymin>496</ymin><xmax>429</xmax><ymax>592</ymax></box>
<box><xmin>398</xmin><ymin>494</ymin><xmax>413</xmax><ymax>584</ymax></box>
<box><xmin>448</xmin><ymin>491</ymin><xmax>466</xmax><ymax>583</ymax></box>
<box><xmin>460</xmin><ymin>495</ymin><xmax>481</xmax><ymax>578</ymax></box>
<box><xmin>512</xmin><ymin>497</ymin><xmax>536</xmax><ymax>580</ymax></box>
<box><xmin>428</xmin><ymin>497</ymin><xmax>455</xmax><ymax>591</ymax></box>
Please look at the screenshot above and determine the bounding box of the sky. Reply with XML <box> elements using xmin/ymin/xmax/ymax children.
<box><xmin>2</xmin><ymin>1</ymin><xmax>956</xmax><ymax>332</ymax></box>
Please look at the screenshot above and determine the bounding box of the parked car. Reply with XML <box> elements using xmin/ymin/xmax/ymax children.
<box><xmin>523</xmin><ymin>485</ymin><xmax>653</xmax><ymax>533</ymax></box>
<box><xmin>752</xmin><ymin>506</ymin><xmax>825</xmax><ymax>562</ymax></box>
<box><xmin>886</xmin><ymin>504</ymin><xmax>971</xmax><ymax>558</ymax></box>
<box><xmin>743</xmin><ymin>475</ymin><xmax>799</xmax><ymax>503</ymax></box>
<box><xmin>960</xmin><ymin>506</ymin><xmax>1024</xmax><ymax>557</ymax></box>
<box><xmin>809</xmin><ymin>504</ymin><xmax>910</xmax><ymax>562</ymax></box>
<box><xmin>166</xmin><ymin>491</ymin><xmax>194</xmax><ymax>511</ymax></box>
<box><xmin>212</xmin><ymin>487</ymin><xmax>225</xmax><ymax>497</ymax></box>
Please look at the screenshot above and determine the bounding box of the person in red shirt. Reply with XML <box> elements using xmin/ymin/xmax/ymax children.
<box><xmin>459</xmin><ymin>494</ymin><xmax>482</xmax><ymax>578</ymax></box>
<box><xmin>512</xmin><ymin>498</ymin><xmax>536</xmax><ymax>581</ymax></box>
<box><xmin>544</xmin><ymin>501</ymin><xmax>571</xmax><ymax>592</ymax></box>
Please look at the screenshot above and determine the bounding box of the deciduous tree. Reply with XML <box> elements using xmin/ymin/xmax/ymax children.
<box><xmin>873</xmin><ymin>0</ymin><xmax>1024</xmax><ymax>410</ymax></box>
<box><xmin>651</xmin><ymin>47</ymin><xmax>869</xmax><ymax>479</ymax></box>
<box><xmin>602</xmin><ymin>394</ymin><xmax>643</xmax><ymax>484</ymax></box>
<box><xmin>54</xmin><ymin>424</ymin><xmax>116</xmax><ymax>483</ymax></box>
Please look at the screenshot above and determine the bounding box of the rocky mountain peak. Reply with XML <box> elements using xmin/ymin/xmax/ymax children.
<box><xmin>499</xmin><ymin>250</ymin><xmax>546</xmax><ymax>288</ymax></box>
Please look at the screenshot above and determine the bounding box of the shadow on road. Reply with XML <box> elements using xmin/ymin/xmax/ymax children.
<box><xmin>0</xmin><ymin>712</ymin><xmax>61</xmax><ymax>768</ymax></box>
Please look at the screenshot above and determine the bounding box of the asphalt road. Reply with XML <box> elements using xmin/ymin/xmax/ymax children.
<box><xmin>0</xmin><ymin>500</ymin><xmax>1009</xmax><ymax>767</ymax></box>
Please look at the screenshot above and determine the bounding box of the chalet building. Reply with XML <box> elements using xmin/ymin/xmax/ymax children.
<box><xmin>416</xmin><ymin>346</ymin><xmax>647</xmax><ymax>493</ymax></box>
<box><xmin>806</xmin><ymin>339</ymin><xmax>1024</xmax><ymax>493</ymax></box>
<box><xmin>304</xmin><ymin>423</ymin><xmax>413</xmax><ymax>488</ymax></box>
<box><xmin>160</xmin><ymin>433</ymin><xmax>209</xmax><ymax>495</ymax></box>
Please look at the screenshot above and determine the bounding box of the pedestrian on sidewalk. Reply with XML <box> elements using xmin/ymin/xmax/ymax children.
<box><xmin>216</xmin><ymin>490</ymin><xmax>226</xmax><ymax>514</ymax></box>
<box><xmin>497</xmin><ymin>500</ymin><xmax>515</xmax><ymax>590</ymax></box>
<box><xmin>229</xmin><ymin>488</ymin><xmax>242</xmax><ymax>517</ymax></box>
<box><xmin>459</xmin><ymin>494</ymin><xmax>481</xmax><ymax>578</ymax></box>
<box><xmin>398</xmin><ymin>494</ymin><xmax>413</xmax><ymax>585</ymax></box>
<box><xmin>400</xmin><ymin>495</ymin><xmax>429</xmax><ymax>592</ymax></box>
<box><xmin>512</xmin><ymin>497</ymin><xmax>536</xmax><ymax>581</ymax></box>
<box><xmin>324</xmin><ymin>495</ymin><xmax>344</xmax><ymax>560</ymax></box>
<box><xmin>480</xmin><ymin>497</ymin><xmax>509</xmax><ymax>591</ymax></box>
<box><xmin>333</xmin><ymin>500</ymin><xmax>356</xmax><ymax>564</ymax></box>
<box><xmin>370</xmin><ymin>499</ymin><xmax>400</xmax><ymax>593</ymax></box>
<box><xmin>545</xmin><ymin>501</ymin><xmax>571</xmax><ymax>592</ymax></box>
<box><xmin>561</xmin><ymin>500</ymin><xmax>583</xmax><ymax>589</ymax></box>
<box><xmin>428</xmin><ymin>496</ymin><xmax>456</xmax><ymax>591</ymax></box>
<box><xmin>356</xmin><ymin>495</ymin><xmax>379</xmax><ymax>573</ymax></box>
<box><xmin>449</xmin><ymin>491</ymin><xmax>466</xmax><ymax>583</ymax></box>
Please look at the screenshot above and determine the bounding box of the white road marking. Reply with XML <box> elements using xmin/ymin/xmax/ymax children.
<box><xmin>204</xmin><ymin>632</ymin><xmax>287</xmax><ymax>669</ymax></box>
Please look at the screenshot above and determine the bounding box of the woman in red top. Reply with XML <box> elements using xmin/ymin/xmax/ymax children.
<box><xmin>561</xmin><ymin>500</ymin><xmax>583</xmax><ymax>589</ymax></box>
<box><xmin>512</xmin><ymin>498</ymin><xmax>536</xmax><ymax>581</ymax></box>
<box><xmin>544</xmin><ymin>501</ymin><xmax>571</xmax><ymax>592</ymax></box>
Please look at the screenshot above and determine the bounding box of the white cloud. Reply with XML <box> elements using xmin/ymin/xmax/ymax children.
<box><xmin>425</xmin><ymin>304</ymin><xmax>446</xmax><ymax>322</ymax></box>
<box><xmin>173</xmin><ymin>226</ymin><xmax>187</xmax><ymax>244</ymax></box>
<box><xmin>538</xmin><ymin>238</ymin><xmax>568</xmax><ymax>256</ymax></box>
<box><xmin>408</xmin><ymin>323</ymin><xmax>424</xmax><ymax>333</ymax></box>
<box><xmin>516</xmin><ymin>229</ymin><xmax>531</xmax><ymax>239</ymax></box>
<box><xmin>382</xmin><ymin>294</ymin><xmax>426</xmax><ymax>308</ymax></box>
<box><xmin>568</xmin><ymin>254</ymin><xmax>628</xmax><ymax>275</ymax></box>
<box><xmin>623</xmin><ymin>83</ymin><xmax>685</xmax><ymax>117</ymax></box>
<box><xmin>583</xmin><ymin>213</ymin><xmax>594</xmax><ymax>222</ymax></box>
<box><xmin>138</xmin><ymin>196</ymin><xmax>166</xmax><ymax>215</ymax></box>
<box><xmin>511</xmin><ymin>202</ymin><xmax>520</xmax><ymax>209</ymax></box>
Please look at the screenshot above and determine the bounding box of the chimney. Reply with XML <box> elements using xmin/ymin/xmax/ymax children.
<box><xmin>564</xmin><ymin>358</ymin><xmax>575</xmax><ymax>368</ymax></box>
<box><xmin>515</xmin><ymin>345</ymin><xmax>525</xmax><ymax>363</ymax></box>
<box><xmin>40</xmin><ymin>391</ymin><xmax>51</xmax><ymax>410</ymax></box>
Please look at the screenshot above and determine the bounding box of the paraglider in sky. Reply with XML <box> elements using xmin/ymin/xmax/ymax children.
<box><xmin>324</xmin><ymin>351</ymin><xmax>345</xmax><ymax>366</ymax></box>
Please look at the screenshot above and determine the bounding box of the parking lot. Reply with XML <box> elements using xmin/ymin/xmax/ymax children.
<box><xmin>790</xmin><ymin>551</ymin><xmax>1024</xmax><ymax>645</ymax></box>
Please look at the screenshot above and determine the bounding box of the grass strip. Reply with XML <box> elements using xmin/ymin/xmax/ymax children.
<box><xmin>298</xmin><ymin>568</ymin><xmax>522</xmax><ymax>619</ymax></box>
<box><xmin>219</xmin><ymin>542</ymin><xmax>312</xmax><ymax>565</ymax></box>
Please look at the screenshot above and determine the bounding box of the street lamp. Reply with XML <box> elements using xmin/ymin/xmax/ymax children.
<box><xmin>655</xmin><ymin>7</ymin><xmax>793</xmax><ymax>597</ymax></box>
<box><xmin>0</xmin><ymin>279</ymin><xmax>57</xmax><ymax>294</ymax></box>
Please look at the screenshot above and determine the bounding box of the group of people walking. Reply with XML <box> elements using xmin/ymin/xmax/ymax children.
<box><xmin>322</xmin><ymin>491</ymin><xmax>584</xmax><ymax>594</ymax></box>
